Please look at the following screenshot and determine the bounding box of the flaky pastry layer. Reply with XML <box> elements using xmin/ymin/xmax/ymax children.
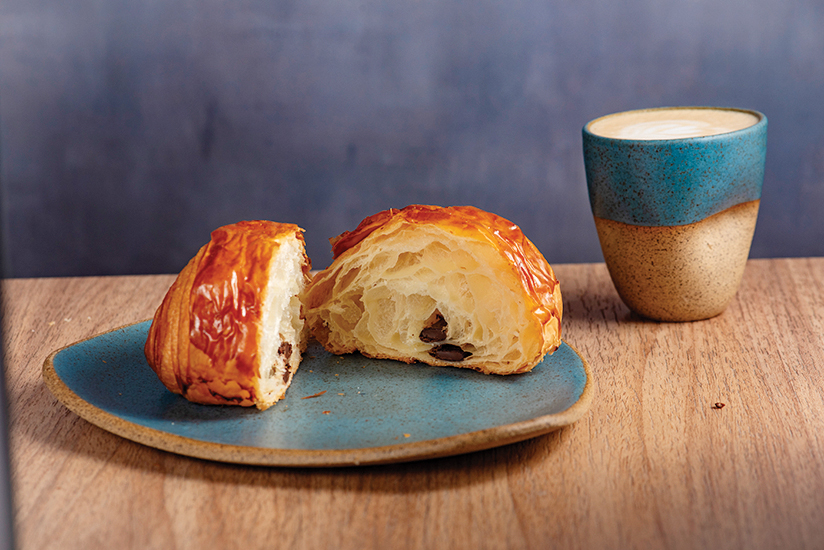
<box><xmin>305</xmin><ymin>205</ymin><xmax>562</xmax><ymax>374</ymax></box>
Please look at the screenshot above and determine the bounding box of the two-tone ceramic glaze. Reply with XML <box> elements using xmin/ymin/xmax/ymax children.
<box><xmin>583</xmin><ymin>107</ymin><xmax>767</xmax><ymax>321</ymax></box>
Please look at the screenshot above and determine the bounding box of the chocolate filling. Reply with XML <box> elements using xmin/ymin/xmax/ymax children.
<box><xmin>419</xmin><ymin>310</ymin><xmax>448</xmax><ymax>343</ymax></box>
<box><xmin>278</xmin><ymin>341</ymin><xmax>293</xmax><ymax>359</ymax></box>
<box><xmin>278</xmin><ymin>341</ymin><xmax>294</xmax><ymax>383</ymax></box>
<box><xmin>428</xmin><ymin>344</ymin><xmax>472</xmax><ymax>362</ymax></box>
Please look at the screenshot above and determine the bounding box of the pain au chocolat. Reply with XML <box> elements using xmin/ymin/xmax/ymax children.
<box><xmin>144</xmin><ymin>220</ymin><xmax>312</xmax><ymax>410</ymax></box>
<box><xmin>304</xmin><ymin>205</ymin><xmax>563</xmax><ymax>374</ymax></box>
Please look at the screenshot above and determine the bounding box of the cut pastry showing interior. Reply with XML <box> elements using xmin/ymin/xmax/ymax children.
<box><xmin>305</xmin><ymin>205</ymin><xmax>562</xmax><ymax>375</ymax></box>
<box><xmin>144</xmin><ymin>220</ymin><xmax>312</xmax><ymax>410</ymax></box>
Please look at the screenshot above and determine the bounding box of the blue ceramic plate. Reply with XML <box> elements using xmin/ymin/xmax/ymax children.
<box><xmin>43</xmin><ymin>321</ymin><xmax>593</xmax><ymax>467</ymax></box>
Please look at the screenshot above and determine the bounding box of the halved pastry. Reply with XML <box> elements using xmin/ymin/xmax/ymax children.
<box><xmin>144</xmin><ymin>220</ymin><xmax>312</xmax><ymax>410</ymax></box>
<box><xmin>304</xmin><ymin>205</ymin><xmax>562</xmax><ymax>374</ymax></box>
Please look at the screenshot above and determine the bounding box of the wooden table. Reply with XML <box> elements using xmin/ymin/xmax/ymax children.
<box><xmin>3</xmin><ymin>258</ymin><xmax>824</xmax><ymax>550</ymax></box>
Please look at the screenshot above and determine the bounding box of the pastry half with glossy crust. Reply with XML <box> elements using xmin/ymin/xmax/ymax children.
<box><xmin>144</xmin><ymin>220</ymin><xmax>312</xmax><ymax>410</ymax></box>
<box><xmin>304</xmin><ymin>205</ymin><xmax>562</xmax><ymax>375</ymax></box>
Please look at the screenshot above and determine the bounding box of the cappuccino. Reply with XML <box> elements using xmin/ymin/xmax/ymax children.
<box><xmin>588</xmin><ymin>107</ymin><xmax>759</xmax><ymax>140</ymax></box>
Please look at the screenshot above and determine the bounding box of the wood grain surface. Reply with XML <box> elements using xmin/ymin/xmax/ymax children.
<box><xmin>2</xmin><ymin>259</ymin><xmax>824</xmax><ymax>550</ymax></box>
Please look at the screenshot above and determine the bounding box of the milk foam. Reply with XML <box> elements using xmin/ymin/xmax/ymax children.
<box><xmin>588</xmin><ymin>108</ymin><xmax>759</xmax><ymax>140</ymax></box>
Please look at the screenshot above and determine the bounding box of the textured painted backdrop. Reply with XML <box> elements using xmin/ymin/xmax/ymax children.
<box><xmin>2</xmin><ymin>0</ymin><xmax>823</xmax><ymax>277</ymax></box>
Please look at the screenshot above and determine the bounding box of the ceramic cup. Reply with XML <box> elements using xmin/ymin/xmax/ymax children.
<box><xmin>582</xmin><ymin>106</ymin><xmax>767</xmax><ymax>321</ymax></box>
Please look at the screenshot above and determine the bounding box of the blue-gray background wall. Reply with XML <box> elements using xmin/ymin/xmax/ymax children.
<box><xmin>2</xmin><ymin>0</ymin><xmax>823</xmax><ymax>277</ymax></box>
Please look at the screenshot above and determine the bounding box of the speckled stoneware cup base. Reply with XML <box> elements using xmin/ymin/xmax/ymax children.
<box><xmin>594</xmin><ymin>200</ymin><xmax>760</xmax><ymax>322</ymax></box>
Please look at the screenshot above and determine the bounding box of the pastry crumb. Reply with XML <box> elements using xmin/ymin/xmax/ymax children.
<box><xmin>301</xmin><ymin>390</ymin><xmax>327</xmax><ymax>399</ymax></box>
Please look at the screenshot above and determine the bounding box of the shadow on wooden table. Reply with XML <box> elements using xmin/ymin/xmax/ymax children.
<box><xmin>557</xmin><ymin>264</ymin><xmax>652</xmax><ymax>328</ymax></box>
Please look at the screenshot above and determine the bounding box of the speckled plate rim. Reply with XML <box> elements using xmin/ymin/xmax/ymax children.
<box><xmin>42</xmin><ymin>321</ymin><xmax>594</xmax><ymax>467</ymax></box>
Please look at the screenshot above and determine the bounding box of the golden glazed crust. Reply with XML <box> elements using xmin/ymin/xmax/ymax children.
<box><xmin>305</xmin><ymin>205</ymin><xmax>562</xmax><ymax>374</ymax></box>
<box><xmin>144</xmin><ymin>220</ymin><xmax>312</xmax><ymax>409</ymax></box>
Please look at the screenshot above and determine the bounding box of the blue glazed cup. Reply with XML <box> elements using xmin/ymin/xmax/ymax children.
<box><xmin>582</xmin><ymin>107</ymin><xmax>767</xmax><ymax>321</ymax></box>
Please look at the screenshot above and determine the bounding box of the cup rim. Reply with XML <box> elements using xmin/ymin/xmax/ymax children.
<box><xmin>583</xmin><ymin>106</ymin><xmax>766</xmax><ymax>143</ymax></box>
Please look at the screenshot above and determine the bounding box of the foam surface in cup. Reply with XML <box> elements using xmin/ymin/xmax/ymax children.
<box><xmin>588</xmin><ymin>108</ymin><xmax>759</xmax><ymax>140</ymax></box>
